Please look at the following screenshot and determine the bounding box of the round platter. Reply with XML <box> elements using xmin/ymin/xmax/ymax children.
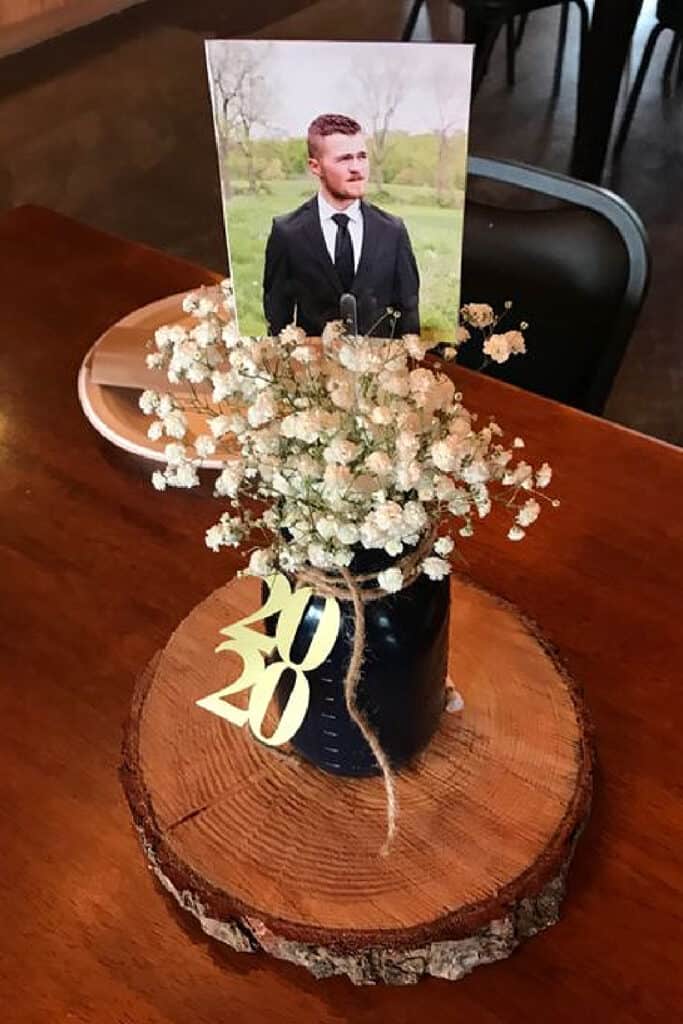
<box><xmin>121</xmin><ymin>574</ymin><xmax>592</xmax><ymax>985</ymax></box>
<box><xmin>77</xmin><ymin>291</ymin><xmax>223</xmax><ymax>468</ymax></box>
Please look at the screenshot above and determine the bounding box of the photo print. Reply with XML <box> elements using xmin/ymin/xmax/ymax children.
<box><xmin>205</xmin><ymin>39</ymin><xmax>473</xmax><ymax>342</ymax></box>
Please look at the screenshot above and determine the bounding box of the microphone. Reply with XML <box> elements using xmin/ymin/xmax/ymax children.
<box><xmin>339</xmin><ymin>293</ymin><xmax>358</xmax><ymax>337</ymax></box>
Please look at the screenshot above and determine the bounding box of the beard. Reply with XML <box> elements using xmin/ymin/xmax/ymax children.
<box><xmin>323</xmin><ymin>176</ymin><xmax>366</xmax><ymax>202</ymax></box>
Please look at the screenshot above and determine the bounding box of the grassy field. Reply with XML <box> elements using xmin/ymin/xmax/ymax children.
<box><xmin>224</xmin><ymin>178</ymin><xmax>463</xmax><ymax>340</ymax></box>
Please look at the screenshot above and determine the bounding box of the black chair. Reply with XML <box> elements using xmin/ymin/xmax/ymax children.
<box><xmin>458</xmin><ymin>156</ymin><xmax>650</xmax><ymax>413</ymax></box>
<box><xmin>401</xmin><ymin>0</ymin><xmax>589</xmax><ymax>98</ymax></box>
<box><xmin>613</xmin><ymin>0</ymin><xmax>683</xmax><ymax>157</ymax></box>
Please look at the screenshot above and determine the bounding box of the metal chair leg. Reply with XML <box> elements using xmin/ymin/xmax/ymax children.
<box><xmin>552</xmin><ymin>2</ymin><xmax>570</xmax><ymax>99</ymax></box>
<box><xmin>472</xmin><ymin>23</ymin><xmax>504</xmax><ymax>96</ymax></box>
<box><xmin>571</xmin><ymin>0</ymin><xmax>590</xmax><ymax>107</ymax></box>
<box><xmin>401</xmin><ymin>0</ymin><xmax>424</xmax><ymax>42</ymax></box>
<box><xmin>574</xmin><ymin>0</ymin><xmax>590</xmax><ymax>57</ymax></box>
<box><xmin>506</xmin><ymin>18</ymin><xmax>516</xmax><ymax>87</ymax></box>
<box><xmin>515</xmin><ymin>13</ymin><xmax>529</xmax><ymax>49</ymax></box>
<box><xmin>662</xmin><ymin>34</ymin><xmax>680</xmax><ymax>95</ymax></box>
<box><xmin>613</xmin><ymin>23</ymin><xmax>666</xmax><ymax>158</ymax></box>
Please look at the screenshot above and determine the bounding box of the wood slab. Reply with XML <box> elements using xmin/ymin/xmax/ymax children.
<box><xmin>121</xmin><ymin>573</ymin><xmax>592</xmax><ymax>984</ymax></box>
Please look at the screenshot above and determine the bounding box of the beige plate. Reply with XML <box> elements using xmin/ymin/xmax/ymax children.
<box><xmin>77</xmin><ymin>292</ymin><xmax>223</xmax><ymax>469</ymax></box>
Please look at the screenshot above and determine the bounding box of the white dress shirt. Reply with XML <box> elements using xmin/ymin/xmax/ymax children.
<box><xmin>317</xmin><ymin>193</ymin><xmax>364</xmax><ymax>273</ymax></box>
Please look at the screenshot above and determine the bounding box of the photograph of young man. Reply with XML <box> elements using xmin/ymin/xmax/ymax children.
<box><xmin>263</xmin><ymin>113</ymin><xmax>420</xmax><ymax>337</ymax></box>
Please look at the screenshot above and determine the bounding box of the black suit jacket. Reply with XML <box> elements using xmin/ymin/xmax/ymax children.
<box><xmin>263</xmin><ymin>196</ymin><xmax>420</xmax><ymax>337</ymax></box>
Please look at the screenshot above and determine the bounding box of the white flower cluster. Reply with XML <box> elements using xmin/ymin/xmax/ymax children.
<box><xmin>139</xmin><ymin>283</ymin><xmax>555</xmax><ymax>589</ymax></box>
<box><xmin>460</xmin><ymin>302</ymin><xmax>528</xmax><ymax>367</ymax></box>
<box><xmin>483</xmin><ymin>330</ymin><xmax>526</xmax><ymax>364</ymax></box>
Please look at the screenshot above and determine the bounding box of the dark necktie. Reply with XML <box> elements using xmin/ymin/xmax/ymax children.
<box><xmin>331</xmin><ymin>213</ymin><xmax>355</xmax><ymax>291</ymax></box>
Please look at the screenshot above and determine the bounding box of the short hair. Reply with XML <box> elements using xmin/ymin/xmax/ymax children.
<box><xmin>307</xmin><ymin>114</ymin><xmax>363</xmax><ymax>158</ymax></box>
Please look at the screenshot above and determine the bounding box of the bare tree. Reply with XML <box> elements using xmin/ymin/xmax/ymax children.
<box><xmin>210</xmin><ymin>43</ymin><xmax>278</xmax><ymax>196</ymax></box>
<box><xmin>351</xmin><ymin>59</ymin><xmax>405</xmax><ymax>191</ymax></box>
<box><xmin>430</xmin><ymin>67</ymin><xmax>463</xmax><ymax>205</ymax></box>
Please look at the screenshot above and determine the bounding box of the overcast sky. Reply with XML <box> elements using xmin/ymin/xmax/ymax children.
<box><xmin>206</xmin><ymin>39</ymin><xmax>473</xmax><ymax>140</ymax></box>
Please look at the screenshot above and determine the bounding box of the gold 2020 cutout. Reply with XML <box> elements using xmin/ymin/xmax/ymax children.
<box><xmin>196</xmin><ymin>574</ymin><xmax>341</xmax><ymax>746</ymax></box>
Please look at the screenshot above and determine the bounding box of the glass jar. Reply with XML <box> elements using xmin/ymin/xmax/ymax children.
<box><xmin>268</xmin><ymin>545</ymin><xmax>450</xmax><ymax>776</ymax></box>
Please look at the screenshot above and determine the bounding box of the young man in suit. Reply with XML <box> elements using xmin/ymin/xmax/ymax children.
<box><xmin>263</xmin><ymin>113</ymin><xmax>420</xmax><ymax>338</ymax></box>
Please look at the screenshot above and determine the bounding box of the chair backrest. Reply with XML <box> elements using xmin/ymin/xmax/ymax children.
<box><xmin>454</xmin><ymin>0</ymin><xmax>566</xmax><ymax>12</ymax></box>
<box><xmin>657</xmin><ymin>0</ymin><xmax>683</xmax><ymax>33</ymax></box>
<box><xmin>460</xmin><ymin>156</ymin><xmax>650</xmax><ymax>413</ymax></box>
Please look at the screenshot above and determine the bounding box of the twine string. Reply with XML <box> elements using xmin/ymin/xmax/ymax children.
<box><xmin>294</xmin><ymin>528</ymin><xmax>436</xmax><ymax>856</ymax></box>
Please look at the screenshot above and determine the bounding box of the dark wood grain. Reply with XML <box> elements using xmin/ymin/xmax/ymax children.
<box><xmin>1</xmin><ymin>205</ymin><xmax>682</xmax><ymax>1021</ymax></box>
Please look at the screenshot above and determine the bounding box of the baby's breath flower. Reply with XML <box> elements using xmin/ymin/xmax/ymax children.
<box><xmin>434</xmin><ymin>536</ymin><xmax>454</xmax><ymax>557</ymax></box>
<box><xmin>196</xmin><ymin>296</ymin><xmax>218</xmax><ymax>317</ymax></box>
<box><xmin>378</xmin><ymin>567</ymin><xmax>403</xmax><ymax>593</ymax></box>
<box><xmin>483</xmin><ymin>330</ymin><xmax>527</xmax><ymax>364</ymax></box>
<box><xmin>461</xmin><ymin>303</ymin><xmax>494</xmax><ymax>328</ymax></box>
<box><xmin>421</xmin><ymin>556</ymin><xmax>451</xmax><ymax>581</ymax></box>
<box><xmin>505</xmin><ymin>330</ymin><xmax>526</xmax><ymax>355</ymax></box>
<box><xmin>337</xmin><ymin>523</ymin><xmax>360</xmax><ymax>545</ymax></box>
<box><xmin>536</xmin><ymin>463</ymin><xmax>553</xmax><ymax>489</ymax></box>
<box><xmin>324</xmin><ymin>437</ymin><xmax>360</xmax><ymax>466</ymax></box>
<box><xmin>139</xmin><ymin>390</ymin><xmax>159</xmax><ymax>414</ymax></box>
<box><xmin>365</xmin><ymin>451</ymin><xmax>392</xmax><ymax>477</ymax></box>
<box><xmin>140</xmin><ymin>287</ymin><xmax>554</xmax><ymax>572</ymax></box>
<box><xmin>195</xmin><ymin>434</ymin><xmax>216</xmax><ymax>459</ymax></box>
<box><xmin>307</xmin><ymin>541</ymin><xmax>332</xmax><ymax>570</ymax></box>
<box><xmin>404</xmin><ymin>334</ymin><xmax>432</xmax><ymax>360</ymax></box>
<box><xmin>517</xmin><ymin>498</ymin><xmax>540</xmax><ymax>527</ymax></box>
<box><xmin>321</xmin><ymin>319</ymin><xmax>345</xmax><ymax>345</ymax></box>
<box><xmin>205</xmin><ymin>525</ymin><xmax>223</xmax><ymax>552</ymax></box>
<box><xmin>156</xmin><ymin>394</ymin><xmax>174</xmax><ymax>417</ymax></box>
<box><xmin>146</xmin><ymin>352</ymin><xmax>165</xmax><ymax>370</ymax></box>
<box><xmin>503</xmin><ymin>462</ymin><xmax>534</xmax><ymax>489</ymax></box>
<box><xmin>279</xmin><ymin>324</ymin><xmax>306</xmax><ymax>347</ymax></box>
<box><xmin>332</xmin><ymin>547</ymin><xmax>354</xmax><ymax>568</ymax></box>
<box><xmin>214</xmin><ymin>461</ymin><xmax>244</xmax><ymax>499</ymax></box>
<box><xmin>221</xmin><ymin>322</ymin><xmax>238</xmax><ymax>347</ymax></box>
<box><xmin>291</xmin><ymin>344</ymin><xmax>318</xmax><ymax>364</ymax></box>
<box><xmin>154</xmin><ymin>325</ymin><xmax>178</xmax><ymax>349</ymax></box>
<box><xmin>164</xmin><ymin>442</ymin><xmax>186</xmax><ymax>466</ymax></box>
<box><xmin>170</xmin><ymin>463</ymin><xmax>199</xmax><ymax>489</ymax></box>
<box><xmin>247</xmin><ymin>547</ymin><xmax>274</xmax><ymax>577</ymax></box>
<box><xmin>483</xmin><ymin>333</ymin><xmax>512</xmax><ymax>364</ymax></box>
<box><xmin>370</xmin><ymin>405</ymin><xmax>393</xmax><ymax>425</ymax></box>
<box><xmin>316</xmin><ymin>517</ymin><xmax>337</xmax><ymax>541</ymax></box>
<box><xmin>247</xmin><ymin>391</ymin><xmax>277</xmax><ymax>428</ymax></box>
<box><xmin>162</xmin><ymin>410</ymin><xmax>188</xmax><ymax>440</ymax></box>
<box><xmin>208</xmin><ymin>415</ymin><xmax>233</xmax><ymax>439</ymax></box>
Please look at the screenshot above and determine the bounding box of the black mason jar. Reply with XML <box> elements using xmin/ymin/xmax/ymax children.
<box><xmin>264</xmin><ymin>544</ymin><xmax>450</xmax><ymax>777</ymax></box>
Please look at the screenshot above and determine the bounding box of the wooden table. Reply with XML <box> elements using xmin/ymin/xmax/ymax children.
<box><xmin>2</xmin><ymin>204</ymin><xmax>681</xmax><ymax>1021</ymax></box>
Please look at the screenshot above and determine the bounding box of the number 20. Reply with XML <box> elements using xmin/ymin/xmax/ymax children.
<box><xmin>195</xmin><ymin>574</ymin><xmax>340</xmax><ymax>746</ymax></box>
